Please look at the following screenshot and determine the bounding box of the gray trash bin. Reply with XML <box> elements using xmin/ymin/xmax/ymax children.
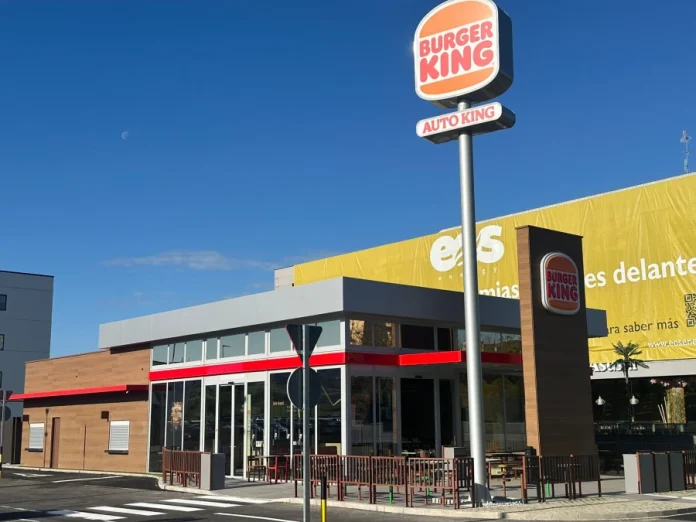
<box><xmin>654</xmin><ymin>453</ymin><xmax>671</xmax><ymax>492</ymax></box>
<box><xmin>624</xmin><ymin>453</ymin><xmax>656</xmax><ymax>494</ymax></box>
<box><xmin>201</xmin><ymin>453</ymin><xmax>227</xmax><ymax>491</ymax></box>
<box><xmin>670</xmin><ymin>452</ymin><xmax>686</xmax><ymax>491</ymax></box>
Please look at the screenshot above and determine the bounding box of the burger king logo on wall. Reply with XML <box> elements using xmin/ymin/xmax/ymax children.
<box><xmin>541</xmin><ymin>253</ymin><xmax>581</xmax><ymax>316</ymax></box>
<box><xmin>414</xmin><ymin>0</ymin><xmax>513</xmax><ymax>108</ymax></box>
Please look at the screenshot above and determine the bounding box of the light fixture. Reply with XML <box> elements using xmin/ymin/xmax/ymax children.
<box><xmin>630</xmin><ymin>395</ymin><xmax>639</xmax><ymax>405</ymax></box>
<box><xmin>595</xmin><ymin>396</ymin><xmax>605</xmax><ymax>406</ymax></box>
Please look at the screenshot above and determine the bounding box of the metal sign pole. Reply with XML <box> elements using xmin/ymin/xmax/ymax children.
<box><xmin>302</xmin><ymin>325</ymin><xmax>311</xmax><ymax>522</ymax></box>
<box><xmin>458</xmin><ymin>99</ymin><xmax>490</xmax><ymax>504</ymax></box>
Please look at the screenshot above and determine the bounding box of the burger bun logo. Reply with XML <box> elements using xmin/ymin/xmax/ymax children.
<box><xmin>414</xmin><ymin>0</ymin><xmax>514</xmax><ymax>108</ymax></box>
<box><xmin>541</xmin><ymin>252</ymin><xmax>581</xmax><ymax>315</ymax></box>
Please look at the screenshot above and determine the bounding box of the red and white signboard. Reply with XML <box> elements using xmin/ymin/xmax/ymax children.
<box><xmin>540</xmin><ymin>252</ymin><xmax>581</xmax><ymax>316</ymax></box>
<box><xmin>416</xmin><ymin>102</ymin><xmax>515</xmax><ymax>144</ymax></box>
<box><xmin>414</xmin><ymin>0</ymin><xmax>513</xmax><ymax>108</ymax></box>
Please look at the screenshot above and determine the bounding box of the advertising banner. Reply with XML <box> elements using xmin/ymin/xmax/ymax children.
<box><xmin>294</xmin><ymin>173</ymin><xmax>696</xmax><ymax>364</ymax></box>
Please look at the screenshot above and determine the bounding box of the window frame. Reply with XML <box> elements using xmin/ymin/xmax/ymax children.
<box><xmin>0</xmin><ymin>334</ymin><xmax>4</xmax><ymax>351</ymax></box>
<box><xmin>108</xmin><ymin>420</ymin><xmax>130</xmax><ymax>454</ymax></box>
<box><xmin>28</xmin><ymin>422</ymin><xmax>45</xmax><ymax>452</ymax></box>
<box><xmin>0</xmin><ymin>294</ymin><xmax>6</xmax><ymax>311</ymax></box>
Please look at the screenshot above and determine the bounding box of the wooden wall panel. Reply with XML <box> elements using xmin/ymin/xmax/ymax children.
<box><xmin>20</xmin><ymin>394</ymin><xmax>148</xmax><ymax>473</ymax></box>
<box><xmin>517</xmin><ymin>226</ymin><xmax>596</xmax><ymax>456</ymax></box>
<box><xmin>24</xmin><ymin>346</ymin><xmax>150</xmax><ymax>394</ymax></box>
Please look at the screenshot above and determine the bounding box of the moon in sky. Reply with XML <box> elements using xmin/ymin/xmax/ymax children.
<box><xmin>121</xmin><ymin>131</ymin><xmax>129</xmax><ymax>140</ymax></box>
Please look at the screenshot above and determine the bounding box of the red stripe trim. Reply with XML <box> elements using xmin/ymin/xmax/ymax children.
<box><xmin>11</xmin><ymin>384</ymin><xmax>149</xmax><ymax>401</ymax></box>
<box><xmin>149</xmin><ymin>352</ymin><xmax>347</xmax><ymax>381</ymax></box>
<box><xmin>398</xmin><ymin>351</ymin><xmax>463</xmax><ymax>366</ymax></box>
<box><xmin>149</xmin><ymin>350</ymin><xmax>521</xmax><ymax>381</ymax></box>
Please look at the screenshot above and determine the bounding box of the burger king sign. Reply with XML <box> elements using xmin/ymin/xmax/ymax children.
<box><xmin>540</xmin><ymin>253</ymin><xmax>581</xmax><ymax>316</ymax></box>
<box><xmin>414</xmin><ymin>0</ymin><xmax>513</xmax><ymax>108</ymax></box>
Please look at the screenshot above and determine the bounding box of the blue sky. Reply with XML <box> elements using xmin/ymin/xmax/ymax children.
<box><xmin>1</xmin><ymin>0</ymin><xmax>693</xmax><ymax>357</ymax></box>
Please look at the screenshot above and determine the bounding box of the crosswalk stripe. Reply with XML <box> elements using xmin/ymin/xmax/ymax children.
<box><xmin>162</xmin><ymin>499</ymin><xmax>239</xmax><ymax>508</ymax></box>
<box><xmin>87</xmin><ymin>507</ymin><xmax>164</xmax><ymax>516</ymax></box>
<box><xmin>197</xmin><ymin>497</ymin><xmax>270</xmax><ymax>504</ymax></box>
<box><xmin>47</xmin><ymin>510</ymin><xmax>123</xmax><ymax>521</ymax></box>
<box><xmin>126</xmin><ymin>502</ymin><xmax>202</xmax><ymax>512</ymax></box>
<box><xmin>196</xmin><ymin>496</ymin><xmax>251</xmax><ymax>503</ymax></box>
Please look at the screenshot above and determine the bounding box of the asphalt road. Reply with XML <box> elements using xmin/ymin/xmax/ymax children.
<box><xmin>4</xmin><ymin>469</ymin><xmax>696</xmax><ymax>522</ymax></box>
<box><xmin>0</xmin><ymin>469</ymin><xmax>438</xmax><ymax>522</ymax></box>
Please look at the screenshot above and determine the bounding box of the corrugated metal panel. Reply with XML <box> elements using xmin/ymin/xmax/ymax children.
<box><xmin>29</xmin><ymin>423</ymin><xmax>44</xmax><ymax>450</ymax></box>
<box><xmin>109</xmin><ymin>421</ymin><xmax>129</xmax><ymax>452</ymax></box>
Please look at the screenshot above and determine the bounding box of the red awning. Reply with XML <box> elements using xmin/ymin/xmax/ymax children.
<box><xmin>10</xmin><ymin>384</ymin><xmax>149</xmax><ymax>401</ymax></box>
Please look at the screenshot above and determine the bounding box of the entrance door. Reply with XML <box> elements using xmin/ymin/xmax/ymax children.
<box><xmin>50</xmin><ymin>418</ymin><xmax>61</xmax><ymax>468</ymax></box>
<box><xmin>232</xmin><ymin>384</ymin><xmax>245</xmax><ymax>477</ymax></box>
<box><xmin>401</xmin><ymin>379</ymin><xmax>435</xmax><ymax>455</ymax></box>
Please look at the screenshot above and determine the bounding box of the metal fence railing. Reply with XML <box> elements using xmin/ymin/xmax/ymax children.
<box><xmin>162</xmin><ymin>447</ymin><xmax>205</xmax><ymax>488</ymax></box>
<box><xmin>521</xmin><ymin>454</ymin><xmax>601</xmax><ymax>503</ymax></box>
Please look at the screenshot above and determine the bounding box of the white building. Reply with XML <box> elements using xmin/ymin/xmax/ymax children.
<box><xmin>0</xmin><ymin>270</ymin><xmax>53</xmax><ymax>460</ymax></box>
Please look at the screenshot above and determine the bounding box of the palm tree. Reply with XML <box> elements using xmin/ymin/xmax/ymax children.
<box><xmin>608</xmin><ymin>341</ymin><xmax>649</xmax><ymax>421</ymax></box>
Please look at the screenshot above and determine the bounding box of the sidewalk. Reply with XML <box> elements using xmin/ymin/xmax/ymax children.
<box><xmin>158</xmin><ymin>476</ymin><xmax>696</xmax><ymax>520</ymax></box>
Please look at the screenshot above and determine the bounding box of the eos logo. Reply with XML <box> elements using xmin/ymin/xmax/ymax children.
<box><xmin>430</xmin><ymin>225</ymin><xmax>505</xmax><ymax>272</ymax></box>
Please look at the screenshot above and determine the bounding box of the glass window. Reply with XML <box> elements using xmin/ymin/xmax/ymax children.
<box><xmin>167</xmin><ymin>381</ymin><xmax>184</xmax><ymax>450</ymax></box>
<box><xmin>183</xmin><ymin>380</ymin><xmax>202</xmax><ymax>450</ymax></box>
<box><xmin>437</xmin><ymin>328</ymin><xmax>453</xmax><ymax>351</ymax></box>
<box><xmin>0</xmin><ymin>294</ymin><xmax>6</xmax><ymax>311</ymax></box>
<box><xmin>247</xmin><ymin>382</ymin><xmax>265</xmax><ymax>459</ymax></box>
<box><xmin>483</xmin><ymin>375</ymin><xmax>505</xmax><ymax>452</ymax></box>
<box><xmin>504</xmin><ymin>375</ymin><xmax>526</xmax><ymax>451</ymax></box>
<box><xmin>350</xmin><ymin>320</ymin><xmax>372</xmax><ymax>346</ymax></box>
<box><xmin>270</xmin><ymin>328</ymin><xmax>290</xmax><ymax>353</ymax></box>
<box><xmin>204</xmin><ymin>385</ymin><xmax>216</xmax><ymax>453</ymax></box>
<box><xmin>401</xmin><ymin>324</ymin><xmax>434</xmax><ymax>350</ymax></box>
<box><xmin>149</xmin><ymin>383</ymin><xmax>166</xmax><ymax>472</ymax></box>
<box><xmin>375</xmin><ymin>377</ymin><xmax>397</xmax><ymax>456</ymax></box>
<box><xmin>220</xmin><ymin>334</ymin><xmax>245</xmax><ymax>358</ymax></box>
<box><xmin>318</xmin><ymin>369</ymin><xmax>341</xmax><ymax>454</ymax></box>
<box><xmin>170</xmin><ymin>342</ymin><xmax>185</xmax><ymax>364</ymax></box>
<box><xmin>316</xmin><ymin>320</ymin><xmax>341</xmax><ymax>347</ymax></box>
<box><xmin>185</xmin><ymin>340</ymin><xmax>203</xmax><ymax>362</ymax></box>
<box><xmin>501</xmin><ymin>333</ymin><xmax>522</xmax><ymax>354</ymax></box>
<box><xmin>0</xmin><ymin>334</ymin><xmax>4</xmax><ymax>351</ymax></box>
<box><xmin>109</xmin><ymin>421</ymin><xmax>130</xmax><ymax>453</ymax></box>
<box><xmin>248</xmin><ymin>331</ymin><xmax>265</xmax><ymax>355</ymax></box>
<box><xmin>270</xmin><ymin>373</ymin><xmax>291</xmax><ymax>455</ymax></box>
<box><xmin>456</xmin><ymin>329</ymin><xmax>466</xmax><ymax>350</ymax></box>
<box><xmin>401</xmin><ymin>378</ymin><xmax>435</xmax><ymax>455</ymax></box>
<box><xmin>152</xmin><ymin>345</ymin><xmax>168</xmax><ymax>366</ymax></box>
<box><xmin>374</xmin><ymin>322</ymin><xmax>396</xmax><ymax>348</ymax></box>
<box><xmin>459</xmin><ymin>374</ymin><xmax>469</xmax><ymax>447</ymax></box>
<box><xmin>205</xmin><ymin>337</ymin><xmax>218</xmax><ymax>360</ymax></box>
<box><xmin>439</xmin><ymin>380</ymin><xmax>454</xmax><ymax>446</ymax></box>
<box><xmin>218</xmin><ymin>385</ymin><xmax>232</xmax><ymax>475</ymax></box>
<box><xmin>350</xmin><ymin>376</ymin><xmax>374</xmax><ymax>455</ymax></box>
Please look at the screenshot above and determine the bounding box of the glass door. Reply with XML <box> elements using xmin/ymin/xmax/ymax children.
<box><xmin>233</xmin><ymin>384</ymin><xmax>245</xmax><ymax>477</ymax></box>
<box><xmin>218</xmin><ymin>385</ymin><xmax>232</xmax><ymax>476</ymax></box>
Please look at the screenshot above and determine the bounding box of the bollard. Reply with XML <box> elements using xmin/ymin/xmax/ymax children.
<box><xmin>321</xmin><ymin>475</ymin><xmax>328</xmax><ymax>522</ymax></box>
<box><xmin>389</xmin><ymin>486</ymin><xmax>393</xmax><ymax>504</ymax></box>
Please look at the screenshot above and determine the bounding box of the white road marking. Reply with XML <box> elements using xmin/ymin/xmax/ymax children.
<box><xmin>47</xmin><ymin>510</ymin><xmax>124</xmax><ymax>521</ymax></box>
<box><xmin>215</xmin><ymin>514</ymin><xmax>298</xmax><ymax>522</ymax></box>
<box><xmin>197</xmin><ymin>496</ymin><xmax>270</xmax><ymax>504</ymax></box>
<box><xmin>52</xmin><ymin>476</ymin><xmax>121</xmax><ymax>483</ymax></box>
<box><xmin>13</xmin><ymin>472</ymin><xmax>52</xmax><ymax>477</ymax></box>
<box><xmin>88</xmin><ymin>507</ymin><xmax>164</xmax><ymax>516</ymax></box>
<box><xmin>18</xmin><ymin>518</ymin><xmax>41</xmax><ymax>522</ymax></box>
<box><xmin>127</xmin><ymin>502</ymin><xmax>202</xmax><ymax>512</ymax></box>
<box><xmin>162</xmin><ymin>499</ymin><xmax>238</xmax><ymax>507</ymax></box>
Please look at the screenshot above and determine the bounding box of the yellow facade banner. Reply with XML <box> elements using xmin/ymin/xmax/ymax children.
<box><xmin>295</xmin><ymin>173</ymin><xmax>696</xmax><ymax>365</ymax></box>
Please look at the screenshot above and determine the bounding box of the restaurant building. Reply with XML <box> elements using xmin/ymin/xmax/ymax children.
<box><xmin>14</xmin><ymin>277</ymin><xmax>607</xmax><ymax>476</ymax></box>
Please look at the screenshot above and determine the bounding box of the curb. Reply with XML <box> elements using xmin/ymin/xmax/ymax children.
<box><xmin>155</xmin><ymin>481</ymin><xmax>696</xmax><ymax>520</ymax></box>
<box><xmin>5</xmin><ymin>465</ymin><xmax>157</xmax><ymax>479</ymax></box>
<box><xmin>156</xmin><ymin>479</ymin><xmax>276</xmax><ymax>504</ymax></box>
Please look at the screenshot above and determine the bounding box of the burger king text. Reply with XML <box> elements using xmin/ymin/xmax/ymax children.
<box><xmin>418</xmin><ymin>20</ymin><xmax>495</xmax><ymax>84</ymax></box>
